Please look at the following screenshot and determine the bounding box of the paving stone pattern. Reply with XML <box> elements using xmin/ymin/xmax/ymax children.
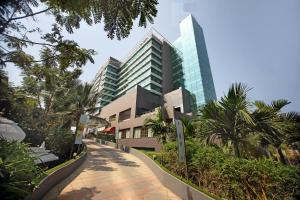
<box><xmin>43</xmin><ymin>139</ymin><xmax>180</xmax><ymax>200</ymax></box>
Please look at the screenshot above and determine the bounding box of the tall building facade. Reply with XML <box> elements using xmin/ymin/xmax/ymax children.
<box><xmin>91</xmin><ymin>57</ymin><xmax>121</xmax><ymax>109</ymax></box>
<box><xmin>173</xmin><ymin>14</ymin><xmax>216</xmax><ymax>107</ymax></box>
<box><xmin>116</xmin><ymin>35</ymin><xmax>164</xmax><ymax>97</ymax></box>
<box><xmin>92</xmin><ymin>31</ymin><xmax>182</xmax><ymax>108</ymax></box>
<box><xmin>91</xmin><ymin>14</ymin><xmax>216</xmax><ymax>150</ymax></box>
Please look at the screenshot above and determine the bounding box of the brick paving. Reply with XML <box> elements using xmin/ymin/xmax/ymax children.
<box><xmin>43</xmin><ymin>139</ymin><xmax>180</xmax><ymax>200</ymax></box>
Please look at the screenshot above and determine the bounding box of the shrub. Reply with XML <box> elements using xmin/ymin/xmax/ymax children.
<box><xmin>45</xmin><ymin>127</ymin><xmax>73</xmax><ymax>160</ymax></box>
<box><xmin>161</xmin><ymin>140</ymin><xmax>300</xmax><ymax>200</ymax></box>
<box><xmin>0</xmin><ymin>139</ymin><xmax>44</xmax><ymax>200</ymax></box>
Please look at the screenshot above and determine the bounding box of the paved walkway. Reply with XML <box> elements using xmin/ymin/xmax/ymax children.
<box><xmin>44</xmin><ymin>139</ymin><xmax>180</xmax><ymax>200</ymax></box>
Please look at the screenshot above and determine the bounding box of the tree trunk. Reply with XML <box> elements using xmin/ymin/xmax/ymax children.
<box><xmin>276</xmin><ymin>147</ymin><xmax>288</xmax><ymax>165</ymax></box>
<box><xmin>233</xmin><ymin>140</ymin><xmax>241</xmax><ymax>157</ymax></box>
<box><xmin>69</xmin><ymin>117</ymin><xmax>80</xmax><ymax>159</ymax></box>
<box><xmin>262</xmin><ymin>144</ymin><xmax>271</xmax><ymax>158</ymax></box>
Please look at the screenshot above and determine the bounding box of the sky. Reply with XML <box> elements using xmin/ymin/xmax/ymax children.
<box><xmin>5</xmin><ymin>0</ymin><xmax>300</xmax><ymax>111</ymax></box>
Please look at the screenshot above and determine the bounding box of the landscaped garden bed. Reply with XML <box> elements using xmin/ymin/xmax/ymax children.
<box><xmin>142</xmin><ymin>141</ymin><xmax>300</xmax><ymax>200</ymax></box>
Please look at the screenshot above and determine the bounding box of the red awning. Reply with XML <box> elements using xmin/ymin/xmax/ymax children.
<box><xmin>102</xmin><ymin>127</ymin><xmax>115</xmax><ymax>134</ymax></box>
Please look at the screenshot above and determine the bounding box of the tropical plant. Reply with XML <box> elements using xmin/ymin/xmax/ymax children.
<box><xmin>200</xmin><ymin>83</ymin><xmax>254</xmax><ymax>157</ymax></box>
<box><xmin>64</xmin><ymin>82</ymin><xmax>100</xmax><ymax>158</ymax></box>
<box><xmin>181</xmin><ymin>117</ymin><xmax>195</xmax><ymax>138</ymax></box>
<box><xmin>144</xmin><ymin>107</ymin><xmax>173</xmax><ymax>144</ymax></box>
<box><xmin>160</xmin><ymin>140</ymin><xmax>300</xmax><ymax>200</ymax></box>
<box><xmin>252</xmin><ymin>99</ymin><xmax>300</xmax><ymax>164</ymax></box>
<box><xmin>0</xmin><ymin>138</ymin><xmax>44</xmax><ymax>200</ymax></box>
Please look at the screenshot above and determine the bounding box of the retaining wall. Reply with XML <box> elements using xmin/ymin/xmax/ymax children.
<box><xmin>27</xmin><ymin>150</ymin><xmax>87</xmax><ymax>200</ymax></box>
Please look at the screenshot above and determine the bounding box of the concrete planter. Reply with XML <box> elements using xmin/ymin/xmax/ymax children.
<box><xmin>27</xmin><ymin>150</ymin><xmax>87</xmax><ymax>200</ymax></box>
<box><xmin>96</xmin><ymin>138</ymin><xmax>214</xmax><ymax>200</ymax></box>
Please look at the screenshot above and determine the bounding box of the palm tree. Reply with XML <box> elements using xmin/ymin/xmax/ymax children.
<box><xmin>200</xmin><ymin>83</ymin><xmax>254</xmax><ymax>157</ymax></box>
<box><xmin>67</xmin><ymin>82</ymin><xmax>100</xmax><ymax>158</ymax></box>
<box><xmin>252</xmin><ymin>99</ymin><xmax>299</xmax><ymax>164</ymax></box>
<box><xmin>181</xmin><ymin>117</ymin><xmax>195</xmax><ymax>138</ymax></box>
<box><xmin>144</xmin><ymin>108</ymin><xmax>171</xmax><ymax>144</ymax></box>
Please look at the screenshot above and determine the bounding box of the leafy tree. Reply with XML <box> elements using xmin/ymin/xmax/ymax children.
<box><xmin>0</xmin><ymin>69</ymin><xmax>9</xmax><ymax>112</ymax></box>
<box><xmin>45</xmin><ymin>127</ymin><xmax>73</xmax><ymax>160</ymax></box>
<box><xmin>0</xmin><ymin>0</ymin><xmax>158</xmax><ymax>67</ymax></box>
<box><xmin>200</xmin><ymin>83</ymin><xmax>254</xmax><ymax>157</ymax></box>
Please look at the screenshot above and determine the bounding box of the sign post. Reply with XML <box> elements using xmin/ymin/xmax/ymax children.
<box><xmin>174</xmin><ymin>119</ymin><xmax>188</xmax><ymax>180</ymax></box>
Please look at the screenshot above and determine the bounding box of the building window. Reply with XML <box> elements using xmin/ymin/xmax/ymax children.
<box><xmin>151</xmin><ymin>84</ymin><xmax>162</xmax><ymax>93</ymax></box>
<box><xmin>152</xmin><ymin>53</ymin><xmax>162</xmax><ymax>62</ymax></box>
<box><xmin>152</xmin><ymin>39</ymin><xmax>161</xmax><ymax>50</ymax></box>
<box><xmin>119</xmin><ymin>108</ymin><xmax>131</xmax><ymax>122</ymax></box>
<box><xmin>119</xmin><ymin>129</ymin><xmax>130</xmax><ymax>139</ymax></box>
<box><xmin>133</xmin><ymin>127</ymin><xmax>141</xmax><ymax>138</ymax></box>
<box><xmin>109</xmin><ymin>114</ymin><xmax>116</xmax><ymax>122</ymax></box>
<box><xmin>141</xmin><ymin>127</ymin><xmax>148</xmax><ymax>138</ymax></box>
<box><xmin>151</xmin><ymin>76</ymin><xmax>162</xmax><ymax>84</ymax></box>
<box><xmin>151</xmin><ymin>67</ymin><xmax>162</xmax><ymax>76</ymax></box>
<box><xmin>121</xmin><ymin>131</ymin><xmax>126</xmax><ymax>139</ymax></box>
<box><xmin>125</xmin><ymin>129</ymin><xmax>130</xmax><ymax>138</ymax></box>
<box><xmin>148</xmin><ymin>128</ymin><xmax>153</xmax><ymax>137</ymax></box>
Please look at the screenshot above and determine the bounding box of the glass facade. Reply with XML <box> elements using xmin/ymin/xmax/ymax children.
<box><xmin>116</xmin><ymin>38</ymin><xmax>163</xmax><ymax>97</ymax></box>
<box><xmin>173</xmin><ymin>14</ymin><xmax>216</xmax><ymax>107</ymax></box>
<box><xmin>92</xmin><ymin>15</ymin><xmax>216</xmax><ymax>111</ymax></box>
<box><xmin>91</xmin><ymin>58</ymin><xmax>121</xmax><ymax>110</ymax></box>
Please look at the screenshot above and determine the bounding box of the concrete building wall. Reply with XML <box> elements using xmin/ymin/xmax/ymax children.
<box><xmin>98</xmin><ymin>86</ymin><xmax>192</xmax><ymax>151</ymax></box>
<box><xmin>99</xmin><ymin>86</ymin><xmax>160</xmax><ymax>138</ymax></box>
<box><xmin>161</xmin><ymin>41</ymin><xmax>174</xmax><ymax>94</ymax></box>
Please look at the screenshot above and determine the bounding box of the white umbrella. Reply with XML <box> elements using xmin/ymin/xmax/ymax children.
<box><xmin>0</xmin><ymin>117</ymin><xmax>26</xmax><ymax>141</ymax></box>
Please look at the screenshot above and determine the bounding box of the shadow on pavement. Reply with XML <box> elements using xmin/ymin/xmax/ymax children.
<box><xmin>86</xmin><ymin>140</ymin><xmax>140</xmax><ymax>168</ymax></box>
<box><xmin>57</xmin><ymin>186</ymin><xmax>101</xmax><ymax>200</ymax></box>
<box><xmin>43</xmin><ymin>140</ymin><xmax>140</xmax><ymax>200</ymax></box>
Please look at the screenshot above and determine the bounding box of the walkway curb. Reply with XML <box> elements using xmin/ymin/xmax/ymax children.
<box><xmin>27</xmin><ymin>149</ymin><xmax>87</xmax><ymax>200</ymax></box>
<box><xmin>95</xmin><ymin>138</ymin><xmax>214</xmax><ymax>200</ymax></box>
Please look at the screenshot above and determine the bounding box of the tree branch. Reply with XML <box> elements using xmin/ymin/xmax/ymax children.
<box><xmin>10</xmin><ymin>8</ymin><xmax>52</xmax><ymax>21</ymax></box>
<box><xmin>2</xmin><ymin>54</ymin><xmax>59</xmax><ymax>64</ymax></box>
<box><xmin>1</xmin><ymin>33</ymin><xmax>56</xmax><ymax>47</ymax></box>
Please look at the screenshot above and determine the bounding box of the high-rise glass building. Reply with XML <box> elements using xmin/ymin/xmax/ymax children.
<box><xmin>173</xmin><ymin>14</ymin><xmax>216</xmax><ymax>107</ymax></box>
<box><xmin>91</xmin><ymin>14</ymin><xmax>217</xmax><ymax>150</ymax></box>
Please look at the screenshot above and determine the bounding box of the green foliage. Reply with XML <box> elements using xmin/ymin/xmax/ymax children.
<box><xmin>66</xmin><ymin>82</ymin><xmax>101</xmax><ymax>158</ymax></box>
<box><xmin>144</xmin><ymin>108</ymin><xmax>174</xmax><ymax>144</ymax></box>
<box><xmin>200</xmin><ymin>83</ymin><xmax>254</xmax><ymax>157</ymax></box>
<box><xmin>197</xmin><ymin>83</ymin><xmax>300</xmax><ymax>163</ymax></box>
<box><xmin>45</xmin><ymin>127</ymin><xmax>73</xmax><ymax>160</ymax></box>
<box><xmin>160</xmin><ymin>140</ymin><xmax>300</xmax><ymax>200</ymax></box>
<box><xmin>0</xmin><ymin>69</ymin><xmax>9</xmax><ymax>112</ymax></box>
<box><xmin>1</xmin><ymin>0</ymin><xmax>158</xmax><ymax>67</ymax></box>
<box><xmin>252</xmin><ymin>100</ymin><xmax>300</xmax><ymax>164</ymax></box>
<box><xmin>46</xmin><ymin>0</ymin><xmax>158</xmax><ymax>39</ymax></box>
<box><xmin>181</xmin><ymin>117</ymin><xmax>195</xmax><ymax>138</ymax></box>
<box><xmin>0</xmin><ymin>139</ymin><xmax>44</xmax><ymax>200</ymax></box>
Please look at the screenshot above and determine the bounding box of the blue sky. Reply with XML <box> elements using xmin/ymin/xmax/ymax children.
<box><xmin>5</xmin><ymin>0</ymin><xmax>300</xmax><ymax>111</ymax></box>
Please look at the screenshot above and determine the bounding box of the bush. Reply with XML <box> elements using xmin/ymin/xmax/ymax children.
<box><xmin>161</xmin><ymin>140</ymin><xmax>300</xmax><ymax>200</ymax></box>
<box><xmin>0</xmin><ymin>139</ymin><xmax>44</xmax><ymax>200</ymax></box>
<box><xmin>45</xmin><ymin>127</ymin><xmax>73</xmax><ymax>160</ymax></box>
